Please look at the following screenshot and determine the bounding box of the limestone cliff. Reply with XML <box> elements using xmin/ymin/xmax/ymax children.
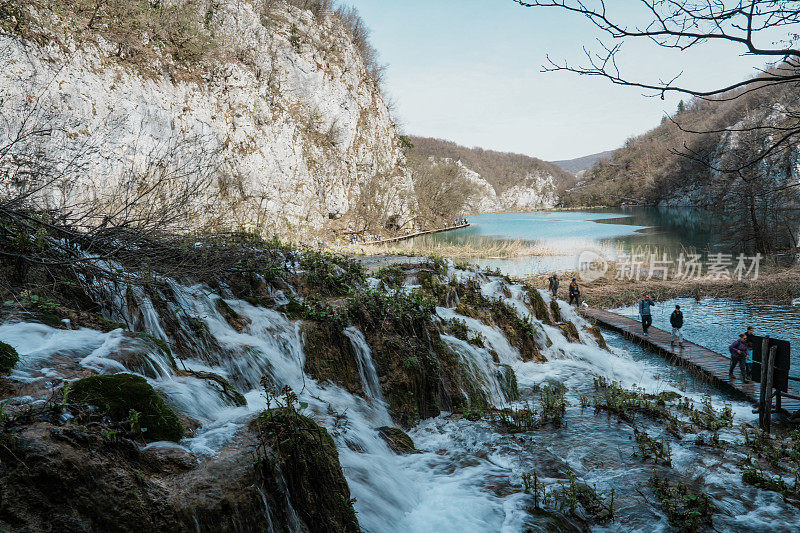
<box><xmin>0</xmin><ymin>0</ymin><xmax>413</xmax><ymax>238</ymax></box>
<box><xmin>409</xmin><ymin>136</ymin><xmax>574</xmax><ymax>213</ymax></box>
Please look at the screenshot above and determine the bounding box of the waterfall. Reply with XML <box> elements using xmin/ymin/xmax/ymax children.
<box><xmin>343</xmin><ymin>326</ymin><xmax>384</xmax><ymax>402</ymax></box>
<box><xmin>4</xmin><ymin>264</ymin><xmax>799</xmax><ymax>531</ymax></box>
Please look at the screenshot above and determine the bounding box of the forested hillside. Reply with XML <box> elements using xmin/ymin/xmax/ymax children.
<box><xmin>567</xmin><ymin>80</ymin><xmax>800</xmax><ymax>209</ymax></box>
<box><xmin>408</xmin><ymin>136</ymin><xmax>576</xmax><ymax>213</ymax></box>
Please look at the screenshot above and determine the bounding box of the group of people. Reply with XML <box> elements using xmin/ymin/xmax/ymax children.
<box><xmin>452</xmin><ymin>217</ymin><xmax>469</xmax><ymax>227</ymax></box>
<box><xmin>637</xmin><ymin>295</ymin><xmax>757</xmax><ymax>383</ymax></box>
<box><xmin>548</xmin><ymin>274</ymin><xmax>582</xmax><ymax>306</ymax></box>
<box><xmin>348</xmin><ymin>233</ymin><xmax>383</xmax><ymax>244</ymax></box>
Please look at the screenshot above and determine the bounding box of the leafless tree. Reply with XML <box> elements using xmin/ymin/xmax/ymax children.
<box><xmin>407</xmin><ymin>155</ymin><xmax>473</xmax><ymax>228</ymax></box>
<box><xmin>513</xmin><ymin>0</ymin><xmax>800</xmax><ymax>171</ymax></box>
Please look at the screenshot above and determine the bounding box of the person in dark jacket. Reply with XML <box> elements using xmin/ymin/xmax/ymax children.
<box><xmin>670</xmin><ymin>305</ymin><xmax>684</xmax><ymax>349</ymax></box>
<box><xmin>638</xmin><ymin>295</ymin><xmax>656</xmax><ymax>336</ymax></box>
<box><xmin>548</xmin><ymin>274</ymin><xmax>560</xmax><ymax>298</ymax></box>
<box><xmin>568</xmin><ymin>278</ymin><xmax>581</xmax><ymax>306</ymax></box>
<box><xmin>743</xmin><ymin>326</ymin><xmax>756</xmax><ymax>380</ymax></box>
<box><xmin>729</xmin><ymin>333</ymin><xmax>750</xmax><ymax>382</ymax></box>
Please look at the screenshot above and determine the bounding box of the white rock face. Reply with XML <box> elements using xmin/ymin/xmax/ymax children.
<box><xmin>0</xmin><ymin>2</ymin><xmax>413</xmax><ymax>238</ymax></box>
<box><xmin>459</xmin><ymin>162</ymin><xmax>558</xmax><ymax>213</ymax></box>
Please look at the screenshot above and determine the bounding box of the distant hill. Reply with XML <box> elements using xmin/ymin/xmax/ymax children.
<box><xmin>564</xmin><ymin>73</ymin><xmax>800</xmax><ymax>209</ymax></box>
<box><xmin>551</xmin><ymin>150</ymin><xmax>615</xmax><ymax>175</ymax></box>
<box><xmin>408</xmin><ymin>137</ymin><xmax>577</xmax><ymax>194</ymax></box>
<box><xmin>406</xmin><ymin>136</ymin><xmax>578</xmax><ymax>213</ymax></box>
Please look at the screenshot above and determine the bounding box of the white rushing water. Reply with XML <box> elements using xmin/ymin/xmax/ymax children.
<box><xmin>1</xmin><ymin>269</ymin><xmax>798</xmax><ymax>532</ymax></box>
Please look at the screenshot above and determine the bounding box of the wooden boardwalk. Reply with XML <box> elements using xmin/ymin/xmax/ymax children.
<box><xmin>360</xmin><ymin>223</ymin><xmax>470</xmax><ymax>245</ymax></box>
<box><xmin>582</xmin><ymin>307</ymin><xmax>800</xmax><ymax>413</ymax></box>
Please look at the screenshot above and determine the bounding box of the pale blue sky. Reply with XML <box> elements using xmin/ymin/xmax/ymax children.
<box><xmin>346</xmin><ymin>0</ymin><xmax>778</xmax><ymax>161</ymax></box>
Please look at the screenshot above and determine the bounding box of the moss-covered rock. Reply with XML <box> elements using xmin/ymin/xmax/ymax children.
<box><xmin>302</xmin><ymin>321</ymin><xmax>364</xmax><ymax>396</ymax></box>
<box><xmin>214</xmin><ymin>298</ymin><xmax>250</xmax><ymax>332</ymax></box>
<box><xmin>377</xmin><ymin>426</ymin><xmax>418</xmax><ymax>454</ymax></box>
<box><xmin>252</xmin><ymin>408</ymin><xmax>360</xmax><ymax>532</ymax></box>
<box><xmin>525</xmin><ymin>287</ymin><xmax>552</xmax><ymax>325</ymax></box>
<box><xmin>0</xmin><ymin>341</ymin><xmax>19</xmax><ymax>375</ymax></box>
<box><xmin>498</xmin><ymin>364</ymin><xmax>519</xmax><ymax>401</ymax></box>
<box><xmin>70</xmin><ymin>374</ymin><xmax>184</xmax><ymax>442</ymax></box>
<box><xmin>550</xmin><ymin>299</ymin><xmax>562</xmax><ymax>323</ymax></box>
<box><xmin>558</xmin><ymin>321</ymin><xmax>581</xmax><ymax>343</ymax></box>
<box><xmin>584</xmin><ymin>326</ymin><xmax>608</xmax><ymax>350</ymax></box>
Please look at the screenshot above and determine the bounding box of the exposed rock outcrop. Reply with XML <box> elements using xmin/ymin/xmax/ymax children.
<box><xmin>0</xmin><ymin>1</ymin><xmax>414</xmax><ymax>237</ymax></box>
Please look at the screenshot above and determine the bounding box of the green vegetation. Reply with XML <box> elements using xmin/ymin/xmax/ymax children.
<box><xmin>0</xmin><ymin>341</ymin><xmax>19</xmax><ymax>374</ymax></box>
<box><xmin>375</xmin><ymin>264</ymin><xmax>405</xmax><ymax>289</ymax></box>
<box><xmin>70</xmin><ymin>374</ymin><xmax>184</xmax><ymax>442</ymax></box>
<box><xmin>252</xmin><ymin>386</ymin><xmax>359</xmax><ymax>532</ymax></box>
<box><xmin>649</xmin><ymin>476</ymin><xmax>715</xmax><ymax>532</ymax></box>
<box><xmin>9</xmin><ymin>0</ymin><xmax>216</xmax><ymax>73</ymax></box>
<box><xmin>299</xmin><ymin>250</ymin><xmax>365</xmax><ymax>296</ymax></box>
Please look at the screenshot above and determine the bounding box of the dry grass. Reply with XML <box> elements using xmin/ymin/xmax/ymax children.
<box><xmin>336</xmin><ymin>236</ymin><xmax>558</xmax><ymax>260</ymax></box>
<box><xmin>524</xmin><ymin>263</ymin><xmax>800</xmax><ymax>308</ymax></box>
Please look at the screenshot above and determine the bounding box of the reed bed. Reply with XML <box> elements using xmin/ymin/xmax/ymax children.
<box><xmin>337</xmin><ymin>235</ymin><xmax>558</xmax><ymax>260</ymax></box>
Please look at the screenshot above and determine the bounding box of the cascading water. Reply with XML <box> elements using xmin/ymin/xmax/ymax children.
<box><xmin>3</xmin><ymin>264</ymin><xmax>800</xmax><ymax>531</ymax></box>
<box><xmin>343</xmin><ymin>326</ymin><xmax>385</xmax><ymax>402</ymax></box>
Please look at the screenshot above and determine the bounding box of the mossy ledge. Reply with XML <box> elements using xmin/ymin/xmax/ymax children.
<box><xmin>70</xmin><ymin>374</ymin><xmax>185</xmax><ymax>442</ymax></box>
<box><xmin>252</xmin><ymin>407</ymin><xmax>360</xmax><ymax>533</ymax></box>
<box><xmin>0</xmin><ymin>341</ymin><xmax>19</xmax><ymax>374</ymax></box>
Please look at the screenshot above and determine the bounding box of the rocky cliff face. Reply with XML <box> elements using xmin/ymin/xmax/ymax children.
<box><xmin>408</xmin><ymin>136</ymin><xmax>572</xmax><ymax>213</ymax></box>
<box><xmin>0</xmin><ymin>0</ymin><xmax>413</xmax><ymax>237</ymax></box>
<box><xmin>460</xmin><ymin>161</ymin><xmax>558</xmax><ymax>213</ymax></box>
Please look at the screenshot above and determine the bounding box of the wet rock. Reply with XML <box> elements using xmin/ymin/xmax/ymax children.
<box><xmin>214</xmin><ymin>298</ymin><xmax>251</xmax><ymax>333</ymax></box>
<box><xmin>550</xmin><ymin>299</ymin><xmax>562</xmax><ymax>322</ymax></box>
<box><xmin>252</xmin><ymin>407</ymin><xmax>361</xmax><ymax>532</ymax></box>
<box><xmin>0</xmin><ymin>341</ymin><xmax>19</xmax><ymax>374</ymax></box>
<box><xmin>583</xmin><ymin>326</ymin><xmax>608</xmax><ymax>350</ymax></box>
<box><xmin>557</xmin><ymin>321</ymin><xmax>581</xmax><ymax>343</ymax></box>
<box><xmin>69</xmin><ymin>374</ymin><xmax>185</xmax><ymax>442</ymax></box>
<box><xmin>0</xmin><ymin>417</ymin><xmax>327</xmax><ymax>532</ymax></box>
<box><xmin>377</xmin><ymin>426</ymin><xmax>418</xmax><ymax>454</ymax></box>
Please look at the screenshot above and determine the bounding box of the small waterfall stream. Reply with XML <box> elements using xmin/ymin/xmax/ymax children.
<box><xmin>2</xmin><ymin>266</ymin><xmax>800</xmax><ymax>531</ymax></box>
<box><xmin>344</xmin><ymin>326</ymin><xmax>385</xmax><ymax>402</ymax></box>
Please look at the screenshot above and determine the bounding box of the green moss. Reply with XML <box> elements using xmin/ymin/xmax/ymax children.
<box><xmin>301</xmin><ymin>321</ymin><xmax>363</xmax><ymax>396</ymax></box>
<box><xmin>0</xmin><ymin>341</ymin><xmax>19</xmax><ymax>374</ymax></box>
<box><xmin>498</xmin><ymin>365</ymin><xmax>519</xmax><ymax>401</ymax></box>
<box><xmin>377</xmin><ymin>426</ymin><xmax>418</xmax><ymax>454</ymax></box>
<box><xmin>252</xmin><ymin>408</ymin><xmax>360</xmax><ymax>532</ymax></box>
<box><xmin>558</xmin><ymin>321</ymin><xmax>581</xmax><ymax>342</ymax></box>
<box><xmin>549</xmin><ymin>299</ymin><xmax>562</xmax><ymax>323</ymax></box>
<box><xmin>214</xmin><ymin>298</ymin><xmax>249</xmax><ymax>332</ymax></box>
<box><xmin>70</xmin><ymin>374</ymin><xmax>184</xmax><ymax>442</ymax></box>
<box><xmin>526</xmin><ymin>287</ymin><xmax>552</xmax><ymax>325</ymax></box>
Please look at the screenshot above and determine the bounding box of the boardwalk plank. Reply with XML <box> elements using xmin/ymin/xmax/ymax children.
<box><xmin>581</xmin><ymin>308</ymin><xmax>800</xmax><ymax>412</ymax></box>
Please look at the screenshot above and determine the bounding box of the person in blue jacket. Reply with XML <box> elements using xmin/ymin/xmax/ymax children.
<box><xmin>639</xmin><ymin>295</ymin><xmax>656</xmax><ymax>336</ymax></box>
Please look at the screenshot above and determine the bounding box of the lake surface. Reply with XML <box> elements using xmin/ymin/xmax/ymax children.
<box><xmin>614</xmin><ymin>297</ymin><xmax>800</xmax><ymax>379</ymax></box>
<box><xmin>423</xmin><ymin>208</ymin><xmax>745</xmax><ymax>277</ymax></box>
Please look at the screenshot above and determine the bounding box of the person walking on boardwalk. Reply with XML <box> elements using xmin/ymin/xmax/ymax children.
<box><xmin>568</xmin><ymin>278</ymin><xmax>581</xmax><ymax>306</ymax></box>
<box><xmin>548</xmin><ymin>274</ymin><xmax>560</xmax><ymax>298</ymax></box>
<box><xmin>670</xmin><ymin>304</ymin><xmax>684</xmax><ymax>349</ymax></box>
<box><xmin>729</xmin><ymin>333</ymin><xmax>750</xmax><ymax>383</ymax></box>
<box><xmin>743</xmin><ymin>326</ymin><xmax>756</xmax><ymax>380</ymax></box>
<box><xmin>639</xmin><ymin>295</ymin><xmax>656</xmax><ymax>336</ymax></box>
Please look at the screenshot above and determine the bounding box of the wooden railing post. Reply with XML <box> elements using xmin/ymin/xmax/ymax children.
<box><xmin>758</xmin><ymin>337</ymin><xmax>769</xmax><ymax>422</ymax></box>
<box><xmin>760</xmin><ymin>345</ymin><xmax>777</xmax><ymax>434</ymax></box>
